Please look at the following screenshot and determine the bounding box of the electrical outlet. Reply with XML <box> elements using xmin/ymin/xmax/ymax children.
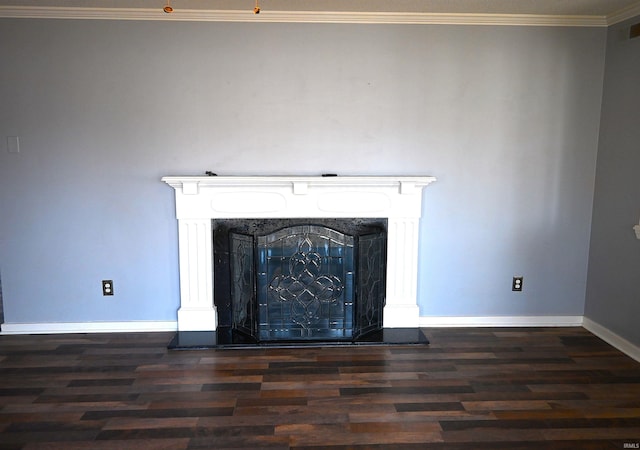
<box><xmin>512</xmin><ymin>276</ymin><xmax>523</xmax><ymax>292</ymax></box>
<box><xmin>102</xmin><ymin>280</ymin><xmax>114</xmax><ymax>296</ymax></box>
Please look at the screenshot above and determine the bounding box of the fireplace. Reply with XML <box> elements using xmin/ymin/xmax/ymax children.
<box><xmin>216</xmin><ymin>219</ymin><xmax>387</xmax><ymax>343</ymax></box>
<box><xmin>162</xmin><ymin>175</ymin><xmax>435</xmax><ymax>347</ymax></box>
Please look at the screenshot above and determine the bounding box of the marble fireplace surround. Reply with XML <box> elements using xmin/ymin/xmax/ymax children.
<box><xmin>162</xmin><ymin>175</ymin><xmax>436</xmax><ymax>332</ymax></box>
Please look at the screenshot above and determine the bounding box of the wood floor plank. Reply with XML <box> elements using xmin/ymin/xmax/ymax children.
<box><xmin>22</xmin><ymin>439</ymin><xmax>190</xmax><ymax>450</ymax></box>
<box><xmin>0</xmin><ymin>327</ymin><xmax>639</xmax><ymax>449</ymax></box>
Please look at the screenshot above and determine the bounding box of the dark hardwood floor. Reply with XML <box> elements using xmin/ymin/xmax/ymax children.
<box><xmin>1</xmin><ymin>327</ymin><xmax>640</xmax><ymax>449</ymax></box>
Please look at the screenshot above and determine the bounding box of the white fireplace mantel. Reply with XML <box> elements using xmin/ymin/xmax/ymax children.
<box><xmin>162</xmin><ymin>175</ymin><xmax>436</xmax><ymax>331</ymax></box>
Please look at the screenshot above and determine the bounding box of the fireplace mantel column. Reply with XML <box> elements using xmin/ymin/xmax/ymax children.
<box><xmin>176</xmin><ymin>218</ymin><xmax>216</xmax><ymax>331</ymax></box>
<box><xmin>385</xmin><ymin>217</ymin><xmax>421</xmax><ymax>327</ymax></box>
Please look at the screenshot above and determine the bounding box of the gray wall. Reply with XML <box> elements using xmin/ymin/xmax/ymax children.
<box><xmin>0</xmin><ymin>19</ymin><xmax>606</xmax><ymax>325</ymax></box>
<box><xmin>585</xmin><ymin>16</ymin><xmax>640</xmax><ymax>346</ymax></box>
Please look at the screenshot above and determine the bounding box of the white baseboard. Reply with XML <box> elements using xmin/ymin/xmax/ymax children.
<box><xmin>419</xmin><ymin>315</ymin><xmax>584</xmax><ymax>327</ymax></box>
<box><xmin>0</xmin><ymin>321</ymin><xmax>177</xmax><ymax>335</ymax></box>
<box><xmin>0</xmin><ymin>317</ymin><xmax>584</xmax><ymax>334</ymax></box>
<box><xmin>582</xmin><ymin>317</ymin><xmax>640</xmax><ymax>363</ymax></box>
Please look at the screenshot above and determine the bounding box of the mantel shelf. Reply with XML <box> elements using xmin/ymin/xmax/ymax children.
<box><xmin>162</xmin><ymin>175</ymin><xmax>436</xmax><ymax>191</ymax></box>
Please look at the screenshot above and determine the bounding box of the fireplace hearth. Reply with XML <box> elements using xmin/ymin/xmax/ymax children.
<box><xmin>162</xmin><ymin>175</ymin><xmax>435</xmax><ymax>348</ymax></box>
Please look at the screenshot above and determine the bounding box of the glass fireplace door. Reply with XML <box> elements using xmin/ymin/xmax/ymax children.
<box><xmin>257</xmin><ymin>225</ymin><xmax>354</xmax><ymax>341</ymax></box>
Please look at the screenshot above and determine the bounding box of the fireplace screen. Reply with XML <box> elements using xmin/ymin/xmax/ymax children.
<box><xmin>225</xmin><ymin>220</ymin><xmax>385</xmax><ymax>342</ymax></box>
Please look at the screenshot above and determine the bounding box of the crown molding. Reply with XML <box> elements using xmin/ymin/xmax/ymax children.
<box><xmin>0</xmin><ymin>6</ymin><xmax>609</xmax><ymax>27</ymax></box>
<box><xmin>607</xmin><ymin>1</ymin><xmax>640</xmax><ymax>25</ymax></box>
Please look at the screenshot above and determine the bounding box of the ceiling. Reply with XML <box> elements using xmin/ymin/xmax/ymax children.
<box><xmin>2</xmin><ymin>0</ymin><xmax>640</xmax><ymax>26</ymax></box>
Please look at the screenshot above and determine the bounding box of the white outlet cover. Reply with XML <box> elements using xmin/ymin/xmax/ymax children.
<box><xmin>634</xmin><ymin>224</ymin><xmax>640</xmax><ymax>240</ymax></box>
